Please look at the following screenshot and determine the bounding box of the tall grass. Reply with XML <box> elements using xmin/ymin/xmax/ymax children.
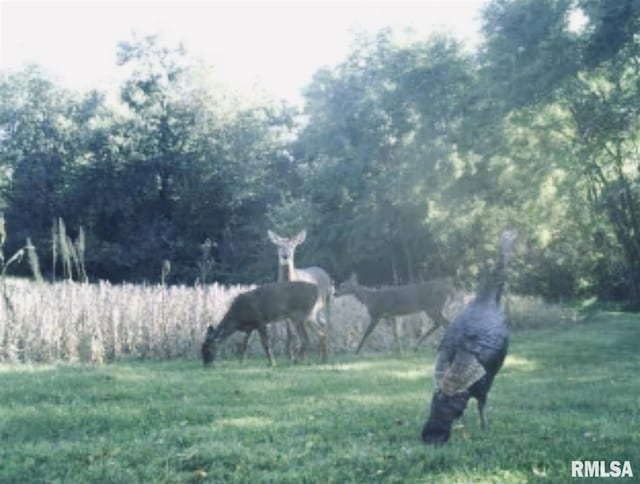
<box><xmin>0</xmin><ymin>278</ymin><xmax>579</xmax><ymax>364</ymax></box>
<box><xmin>0</xmin><ymin>279</ymin><xmax>252</xmax><ymax>363</ymax></box>
<box><xmin>505</xmin><ymin>294</ymin><xmax>579</xmax><ymax>329</ymax></box>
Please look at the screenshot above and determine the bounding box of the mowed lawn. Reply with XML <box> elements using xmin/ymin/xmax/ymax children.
<box><xmin>1</xmin><ymin>313</ymin><xmax>638</xmax><ymax>483</ymax></box>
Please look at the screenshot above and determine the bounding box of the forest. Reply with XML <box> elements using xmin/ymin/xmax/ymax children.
<box><xmin>1</xmin><ymin>0</ymin><xmax>639</xmax><ymax>304</ymax></box>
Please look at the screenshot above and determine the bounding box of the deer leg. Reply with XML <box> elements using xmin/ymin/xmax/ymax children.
<box><xmin>285</xmin><ymin>319</ymin><xmax>295</xmax><ymax>362</ymax></box>
<box><xmin>320</xmin><ymin>296</ymin><xmax>331</xmax><ymax>362</ymax></box>
<box><xmin>435</xmin><ymin>312</ymin><xmax>450</xmax><ymax>328</ymax></box>
<box><xmin>317</xmin><ymin>326</ymin><xmax>328</xmax><ymax>364</ymax></box>
<box><xmin>391</xmin><ymin>317</ymin><xmax>403</xmax><ymax>354</ymax></box>
<box><xmin>305</xmin><ymin>307</ymin><xmax>329</xmax><ymax>364</ymax></box>
<box><xmin>356</xmin><ymin>316</ymin><xmax>381</xmax><ymax>354</ymax></box>
<box><xmin>322</xmin><ymin>294</ymin><xmax>332</xmax><ymax>327</ymax></box>
<box><xmin>438</xmin><ymin>312</ymin><xmax>450</xmax><ymax>328</ymax></box>
<box><xmin>293</xmin><ymin>320</ymin><xmax>310</xmax><ymax>363</ymax></box>
<box><xmin>414</xmin><ymin>322</ymin><xmax>439</xmax><ymax>350</ymax></box>
<box><xmin>257</xmin><ymin>325</ymin><xmax>276</xmax><ymax>367</ymax></box>
<box><xmin>414</xmin><ymin>313</ymin><xmax>449</xmax><ymax>350</ymax></box>
<box><xmin>240</xmin><ymin>330</ymin><xmax>252</xmax><ymax>362</ymax></box>
<box><xmin>307</xmin><ymin>322</ymin><xmax>328</xmax><ymax>363</ymax></box>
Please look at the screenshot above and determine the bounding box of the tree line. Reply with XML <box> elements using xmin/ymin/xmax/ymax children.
<box><xmin>0</xmin><ymin>0</ymin><xmax>638</xmax><ymax>303</ymax></box>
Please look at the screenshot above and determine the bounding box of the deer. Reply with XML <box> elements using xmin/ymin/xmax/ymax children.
<box><xmin>335</xmin><ymin>273</ymin><xmax>454</xmax><ymax>354</ymax></box>
<box><xmin>201</xmin><ymin>281</ymin><xmax>320</xmax><ymax>367</ymax></box>
<box><xmin>268</xmin><ymin>229</ymin><xmax>333</xmax><ymax>363</ymax></box>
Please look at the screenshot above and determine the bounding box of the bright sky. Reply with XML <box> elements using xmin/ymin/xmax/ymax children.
<box><xmin>0</xmin><ymin>0</ymin><xmax>488</xmax><ymax>104</ymax></box>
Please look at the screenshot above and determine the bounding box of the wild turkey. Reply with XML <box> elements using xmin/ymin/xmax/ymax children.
<box><xmin>422</xmin><ymin>230</ymin><xmax>517</xmax><ymax>445</ymax></box>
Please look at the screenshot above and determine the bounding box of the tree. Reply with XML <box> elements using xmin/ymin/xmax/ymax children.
<box><xmin>0</xmin><ymin>66</ymin><xmax>101</xmax><ymax>275</ymax></box>
<box><xmin>479</xmin><ymin>0</ymin><xmax>640</xmax><ymax>301</ymax></box>
<box><xmin>297</xmin><ymin>31</ymin><xmax>496</xmax><ymax>286</ymax></box>
<box><xmin>0</xmin><ymin>38</ymin><xmax>297</xmax><ymax>284</ymax></box>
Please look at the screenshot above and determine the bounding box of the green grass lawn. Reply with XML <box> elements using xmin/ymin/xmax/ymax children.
<box><xmin>1</xmin><ymin>313</ymin><xmax>638</xmax><ymax>483</ymax></box>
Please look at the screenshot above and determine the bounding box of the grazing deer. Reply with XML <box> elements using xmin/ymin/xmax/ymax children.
<box><xmin>336</xmin><ymin>274</ymin><xmax>454</xmax><ymax>354</ymax></box>
<box><xmin>201</xmin><ymin>281</ymin><xmax>320</xmax><ymax>367</ymax></box>
<box><xmin>268</xmin><ymin>229</ymin><xmax>333</xmax><ymax>362</ymax></box>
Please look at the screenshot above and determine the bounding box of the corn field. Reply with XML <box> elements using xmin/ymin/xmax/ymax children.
<box><xmin>0</xmin><ymin>278</ymin><xmax>578</xmax><ymax>364</ymax></box>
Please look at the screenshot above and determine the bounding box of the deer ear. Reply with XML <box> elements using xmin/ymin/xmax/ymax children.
<box><xmin>268</xmin><ymin>230</ymin><xmax>282</xmax><ymax>245</ymax></box>
<box><xmin>293</xmin><ymin>230</ymin><xmax>307</xmax><ymax>245</ymax></box>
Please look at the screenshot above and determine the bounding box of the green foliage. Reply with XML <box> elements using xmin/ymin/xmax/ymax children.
<box><xmin>478</xmin><ymin>0</ymin><xmax>640</xmax><ymax>299</ymax></box>
<box><xmin>0</xmin><ymin>37</ymin><xmax>294</xmax><ymax>284</ymax></box>
<box><xmin>0</xmin><ymin>66</ymin><xmax>89</xmax><ymax>249</ymax></box>
<box><xmin>579</xmin><ymin>0</ymin><xmax>640</xmax><ymax>67</ymax></box>
<box><xmin>297</xmin><ymin>32</ymin><xmax>475</xmax><ymax>284</ymax></box>
<box><xmin>0</xmin><ymin>314</ymin><xmax>637</xmax><ymax>482</ymax></box>
<box><xmin>480</xmin><ymin>0</ymin><xmax>580</xmax><ymax>108</ymax></box>
<box><xmin>0</xmin><ymin>3</ymin><xmax>639</xmax><ymax>300</ymax></box>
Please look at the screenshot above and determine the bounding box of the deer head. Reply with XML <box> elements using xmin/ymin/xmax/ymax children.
<box><xmin>335</xmin><ymin>273</ymin><xmax>360</xmax><ymax>297</ymax></box>
<box><xmin>201</xmin><ymin>325</ymin><xmax>217</xmax><ymax>366</ymax></box>
<box><xmin>268</xmin><ymin>230</ymin><xmax>307</xmax><ymax>267</ymax></box>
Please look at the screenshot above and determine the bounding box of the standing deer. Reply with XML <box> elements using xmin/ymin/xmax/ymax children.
<box><xmin>268</xmin><ymin>229</ymin><xmax>333</xmax><ymax>363</ymax></box>
<box><xmin>201</xmin><ymin>281</ymin><xmax>320</xmax><ymax>367</ymax></box>
<box><xmin>336</xmin><ymin>274</ymin><xmax>454</xmax><ymax>354</ymax></box>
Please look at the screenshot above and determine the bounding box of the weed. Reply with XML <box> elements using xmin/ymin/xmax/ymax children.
<box><xmin>0</xmin><ymin>279</ymin><xmax>584</xmax><ymax>364</ymax></box>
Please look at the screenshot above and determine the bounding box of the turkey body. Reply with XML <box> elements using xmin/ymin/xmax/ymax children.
<box><xmin>421</xmin><ymin>231</ymin><xmax>515</xmax><ymax>445</ymax></box>
<box><xmin>421</xmin><ymin>302</ymin><xmax>509</xmax><ymax>444</ymax></box>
